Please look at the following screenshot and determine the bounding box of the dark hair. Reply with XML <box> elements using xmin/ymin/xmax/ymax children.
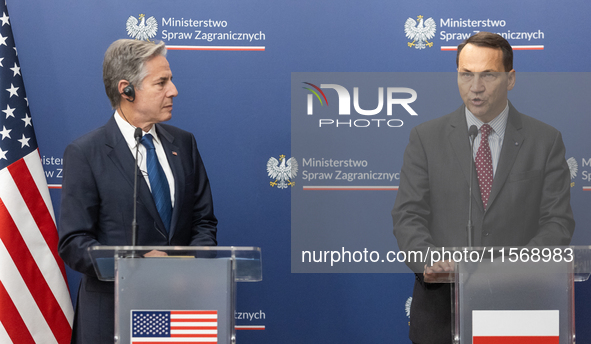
<box><xmin>456</xmin><ymin>32</ymin><xmax>513</xmax><ymax>72</ymax></box>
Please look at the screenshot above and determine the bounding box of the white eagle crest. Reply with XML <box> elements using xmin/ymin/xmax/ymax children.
<box><xmin>405</xmin><ymin>297</ymin><xmax>412</xmax><ymax>318</ymax></box>
<box><xmin>567</xmin><ymin>157</ymin><xmax>578</xmax><ymax>179</ymax></box>
<box><xmin>404</xmin><ymin>15</ymin><xmax>436</xmax><ymax>50</ymax></box>
<box><xmin>267</xmin><ymin>155</ymin><xmax>298</xmax><ymax>189</ymax></box>
<box><xmin>126</xmin><ymin>14</ymin><xmax>158</xmax><ymax>41</ymax></box>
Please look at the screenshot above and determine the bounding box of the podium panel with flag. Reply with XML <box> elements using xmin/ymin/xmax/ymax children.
<box><xmin>89</xmin><ymin>246</ymin><xmax>262</xmax><ymax>344</ymax></box>
<box><xmin>452</xmin><ymin>247</ymin><xmax>580</xmax><ymax>344</ymax></box>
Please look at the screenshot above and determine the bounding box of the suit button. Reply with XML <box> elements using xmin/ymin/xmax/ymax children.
<box><xmin>483</xmin><ymin>232</ymin><xmax>490</xmax><ymax>237</ymax></box>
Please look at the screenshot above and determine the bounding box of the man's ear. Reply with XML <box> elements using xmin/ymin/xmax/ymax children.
<box><xmin>507</xmin><ymin>69</ymin><xmax>516</xmax><ymax>91</ymax></box>
<box><xmin>118</xmin><ymin>80</ymin><xmax>135</xmax><ymax>102</ymax></box>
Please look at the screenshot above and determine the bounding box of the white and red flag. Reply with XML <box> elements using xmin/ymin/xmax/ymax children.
<box><xmin>472</xmin><ymin>310</ymin><xmax>559</xmax><ymax>344</ymax></box>
<box><xmin>0</xmin><ymin>1</ymin><xmax>74</xmax><ymax>343</ymax></box>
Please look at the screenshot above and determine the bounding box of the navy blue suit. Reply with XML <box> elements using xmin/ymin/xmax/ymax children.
<box><xmin>58</xmin><ymin>115</ymin><xmax>217</xmax><ymax>343</ymax></box>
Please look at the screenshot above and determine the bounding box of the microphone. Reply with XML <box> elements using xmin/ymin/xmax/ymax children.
<box><xmin>467</xmin><ymin>125</ymin><xmax>478</xmax><ymax>247</ymax></box>
<box><xmin>468</xmin><ymin>125</ymin><xmax>478</xmax><ymax>141</ymax></box>
<box><xmin>131</xmin><ymin>127</ymin><xmax>143</xmax><ymax>247</ymax></box>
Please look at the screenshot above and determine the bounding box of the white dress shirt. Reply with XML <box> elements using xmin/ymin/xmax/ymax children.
<box><xmin>114</xmin><ymin>111</ymin><xmax>175</xmax><ymax>206</ymax></box>
<box><xmin>466</xmin><ymin>102</ymin><xmax>509</xmax><ymax>177</ymax></box>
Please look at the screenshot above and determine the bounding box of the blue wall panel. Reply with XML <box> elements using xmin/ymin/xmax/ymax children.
<box><xmin>6</xmin><ymin>0</ymin><xmax>591</xmax><ymax>342</ymax></box>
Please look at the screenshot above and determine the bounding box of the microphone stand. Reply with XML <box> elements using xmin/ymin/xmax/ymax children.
<box><xmin>131</xmin><ymin>127</ymin><xmax>143</xmax><ymax>257</ymax></box>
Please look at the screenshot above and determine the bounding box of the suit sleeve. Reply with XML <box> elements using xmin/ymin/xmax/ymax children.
<box><xmin>188</xmin><ymin>135</ymin><xmax>218</xmax><ymax>246</ymax></box>
<box><xmin>57</xmin><ymin>142</ymin><xmax>102</xmax><ymax>277</ymax></box>
<box><xmin>528</xmin><ymin>130</ymin><xmax>574</xmax><ymax>245</ymax></box>
<box><xmin>392</xmin><ymin>127</ymin><xmax>435</xmax><ymax>274</ymax></box>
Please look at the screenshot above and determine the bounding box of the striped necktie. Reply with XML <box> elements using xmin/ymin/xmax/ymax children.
<box><xmin>140</xmin><ymin>133</ymin><xmax>172</xmax><ymax>232</ymax></box>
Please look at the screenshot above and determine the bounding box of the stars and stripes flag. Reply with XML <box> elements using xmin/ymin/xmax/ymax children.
<box><xmin>131</xmin><ymin>310</ymin><xmax>218</xmax><ymax>343</ymax></box>
<box><xmin>0</xmin><ymin>2</ymin><xmax>74</xmax><ymax>343</ymax></box>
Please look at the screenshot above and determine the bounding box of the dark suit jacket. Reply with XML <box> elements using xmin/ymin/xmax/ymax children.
<box><xmin>392</xmin><ymin>102</ymin><xmax>574</xmax><ymax>344</ymax></box>
<box><xmin>58</xmin><ymin>115</ymin><xmax>217</xmax><ymax>344</ymax></box>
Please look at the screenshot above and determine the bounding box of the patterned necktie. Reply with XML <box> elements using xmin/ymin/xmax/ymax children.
<box><xmin>475</xmin><ymin>124</ymin><xmax>493</xmax><ymax>210</ymax></box>
<box><xmin>140</xmin><ymin>134</ymin><xmax>172</xmax><ymax>232</ymax></box>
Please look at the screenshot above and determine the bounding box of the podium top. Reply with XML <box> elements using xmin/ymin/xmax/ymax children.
<box><xmin>417</xmin><ymin>246</ymin><xmax>591</xmax><ymax>283</ymax></box>
<box><xmin>88</xmin><ymin>246</ymin><xmax>262</xmax><ymax>282</ymax></box>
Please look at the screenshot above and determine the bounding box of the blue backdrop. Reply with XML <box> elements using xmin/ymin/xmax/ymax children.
<box><xmin>8</xmin><ymin>0</ymin><xmax>591</xmax><ymax>342</ymax></box>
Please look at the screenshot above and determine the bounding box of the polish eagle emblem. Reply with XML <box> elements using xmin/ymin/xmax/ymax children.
<box><xmin>405</xmin><ymin>297</ymin><xmax>412</xmax><ymax>318</ymax></box>
<box><xmin>126</xmin><ymin>14</ymin><xmax>158</xmax><ymax>41</ymax></box>
<box><xmin>567</xmin><ymin>157</ymin><xmax>578</xmax><ymax>180</ymax></box>
<box><xmin>267</xmin><ymin>155</ymin><xmax>298</xmax><ymax>189</ymax></box>
<box><xmin>404</xmin><ymin>15</ymin><xmax>436</xmax><ymax>49</ymax></box>
<box><xmin>567</xmin><ymin>157</ymin><xmax>578</xmax><ymax>187</ymax></box>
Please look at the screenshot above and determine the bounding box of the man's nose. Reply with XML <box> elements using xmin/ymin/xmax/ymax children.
<box><xmin>470</xmin><ymin>76</ymin><xmax>485</xmax><ymax>93</ymax></box>
<box><xmin>168</xmin><ymin>81</ymin><xmax>178</xmax><ymax>97</ymax></box>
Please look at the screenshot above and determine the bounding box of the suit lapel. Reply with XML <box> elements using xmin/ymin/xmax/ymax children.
<box><xmin>156</xmin><ymin>124</ymin><xmax>184</xmax><ymax>239</ymax></box>
<box><xmin>104</xmin><ymin>115</ymin><xmax>168</xmax><ymax>240</ymax></box>
<box><xmin>447</xmin><ymin>105</ymin><xmax>485</xmax><ymax>212</ymax></box>
<box><xmin>104</xmin><ymin>117</ymin><xmax>135</xmax><ymax>190</ymax></box>
<box><xmin>487</xmin><ymin>103</ymin><xmax>524</xmax><ymax>210</ymax></box>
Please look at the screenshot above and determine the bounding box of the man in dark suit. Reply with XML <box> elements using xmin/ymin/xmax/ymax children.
<box><xmin>392</xmin><ymin>32</ymin><xmax>574</xmax><ymax>343</ymax></box>
<box><xmin>58</xmin><ymin>39</ymin><xmax>217</xmax><ymax>343</ymax></box>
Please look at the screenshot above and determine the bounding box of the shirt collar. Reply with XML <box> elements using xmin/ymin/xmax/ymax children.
<box><xmin>114</xmin><ymin>111</ymin><xmax>161</xmax><ymax>147</ymax></box>
<box><xmin>465</xmin><ymin>101</ymin><xmax>509</xmax><ymax>138</ymax></box>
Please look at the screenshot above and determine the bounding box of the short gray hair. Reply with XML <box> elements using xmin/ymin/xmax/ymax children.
<box><xmin>103</xmin><ymin>39</ymin><xmax>167</xmax><ymax>108</ymax></box>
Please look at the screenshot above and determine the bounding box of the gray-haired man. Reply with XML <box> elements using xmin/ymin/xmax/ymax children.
<box><xmin>58</xmin><ymin>39</ymin><xmax>218</xmax><ymax>343</ymax></box>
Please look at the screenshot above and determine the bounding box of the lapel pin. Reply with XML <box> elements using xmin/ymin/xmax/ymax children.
<box><xmin>172</xmin><ymin>151</ymin><xmax>178</xmax><ymax>156</ymax></box>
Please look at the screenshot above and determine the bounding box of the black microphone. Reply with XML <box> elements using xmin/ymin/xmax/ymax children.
<box><xmin>468</xmin><ymin>125</ymin><xmax>478</xmax><ymax>140</ymax></box>
<box><xmin>467</xmin><ymin>125</ymin><xmax>478</xmax><ymax>247</ymax></box>
<box><xmin>131</xmin><ymin>127</ymin><xmax>143</xmax><ymax>247</ymax></box>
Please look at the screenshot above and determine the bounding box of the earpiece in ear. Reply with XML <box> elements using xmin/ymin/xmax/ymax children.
<box><xmin>122</xmin><ymin>83</ymin><xmax>135</xmax><ymax>102</ymax></box>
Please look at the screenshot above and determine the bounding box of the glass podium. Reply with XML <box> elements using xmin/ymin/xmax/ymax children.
<box><xmin>423</xmin><ymin>246</ymin><xmax>591</xmax><ymax>343</ymax></box>
<box><xmin>88</xmin><ymin>246</ymin><xmax>262</xmax><ymax>344</ymax></box>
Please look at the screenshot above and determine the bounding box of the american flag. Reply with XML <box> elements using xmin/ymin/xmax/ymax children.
<box><xmin>131</xmin><ymin>310</ymin><xmax>218</xmax><ymax>343</ymax></box>
<box><xmin>0</xmin><ymin>2</ymin><xmax>73</xmax><ymax>343</ymax></box>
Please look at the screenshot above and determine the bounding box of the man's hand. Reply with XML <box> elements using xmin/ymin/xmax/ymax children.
<box><xmin>143</xmin><ymin>250</ymin><xmax>168</xmax><ymax>257</ymax></box>
<box><xmin>423</xmin><ymin>260</ymin><xmax>454</xmax><ymax>283</ymax></box>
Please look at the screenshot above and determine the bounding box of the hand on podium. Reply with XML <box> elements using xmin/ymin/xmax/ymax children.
<box><xmin>424</xmin><ymin>260</ymin><xmax>454</xmax><ymax>283</ymax></box>
<box><xmin>144</xmin><ymin>250</ymin><xmax>168</xmax><ymax>257</ymax></box>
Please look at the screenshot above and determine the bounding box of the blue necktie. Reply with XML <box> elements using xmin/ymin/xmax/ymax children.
<box><xmin>140</xmin><ymin>134</ymin><xmax>172</xmax><ymax>233</ymax></box>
